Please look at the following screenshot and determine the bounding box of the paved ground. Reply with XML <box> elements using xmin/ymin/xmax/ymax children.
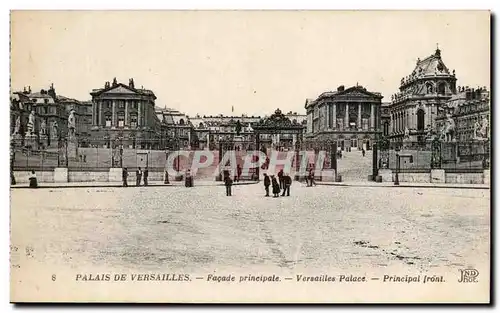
<box><xmin>11</xmin><ymin>182</ymin><xmax>490</xmax><ymax>275</ymax></box>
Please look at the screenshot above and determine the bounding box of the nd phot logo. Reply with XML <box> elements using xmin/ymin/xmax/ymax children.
<box><xmin>458</xmin><ymin>268</ymin><xmax>479</xmax><ymax>283</ymax></box>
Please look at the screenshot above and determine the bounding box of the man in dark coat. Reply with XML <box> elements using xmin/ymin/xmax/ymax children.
<box><xmin>281</xmin><ymin>173</ymin><xmax>292</xmax><ymax>196</ymax></box>
<box><xmin>263</xmin><ymin>173</ymin><xmax>270</xmax><ymax>197</ymax></box>
<box><xmin>225</xmin><ymin>175</ymin><xmax>233</xmax><ymax>196</ymax></box>
<box><xmin>122</xmin><ymin>167</ymin><xmax>128</xmax><ymax>187</ymax></box>
<box><xmin>278</xmin><ymin>169</ymin><xmax>284</xmax><ymax>189</ymax></box>
<box><xmin>136</xmin><ymin>167</ymin><xmax>142</xmax><ymax>186</ymax></box>
<box><xmin>271</xmin><ymin>175</ymin><xmax>280</xmax><ymax>197</ymax></box>
<box><xmin>308</xmin><ymin>168</ymin><xmax>316</xmax><ymax>187</ymax></box>
<box><xmin>237</xmin><ymin>164</ymin><xmax>242</xmax><ymax>182</ymax></box>
<box><xmin>143</xmin><ymin>168</ymin><xmax>149</xmax><ymax>186</ymax></box>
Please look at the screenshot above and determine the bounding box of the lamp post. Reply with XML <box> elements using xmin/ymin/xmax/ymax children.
<box><xmin>394</xmin><ymin>145</ymin><xmax>400</xmax><ymax>186</ymax></box>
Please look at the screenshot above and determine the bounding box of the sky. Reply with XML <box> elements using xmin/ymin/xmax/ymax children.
<box><xmin>10</xmin><ymin>10</ymin><xmax>490</xmax><ymax>117</ymax></box>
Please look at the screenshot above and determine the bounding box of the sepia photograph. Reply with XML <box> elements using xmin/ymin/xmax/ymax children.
<box><xmin>9</xmin><ymin>10</ymin><xmax>491</xmax><ymax>303</ymax></box>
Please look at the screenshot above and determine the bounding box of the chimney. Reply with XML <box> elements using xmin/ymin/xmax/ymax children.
<box><xmin>337</xmin><ymin>85</ymin><xmax>345</xmax><ymax>92</ymax></box>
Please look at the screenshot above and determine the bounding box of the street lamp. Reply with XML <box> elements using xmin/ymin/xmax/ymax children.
<box><xmin>394</xmin><ymin>145</ymin><xmax>400</xmax><ymax>185</ymax></box>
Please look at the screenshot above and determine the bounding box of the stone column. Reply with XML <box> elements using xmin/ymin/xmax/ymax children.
<box><xmin>370</xmin><ymin>103</ymin><xmax>375</xmax><ymax>130</ymax></box>
<box><xmin>358</xmin><ymin>103</ymin><xmax>362</xmax><ymax>130</ymax></box>
<box><xmin>138</xmin><ymin>101</ymin><xmax>142</xmax><ymax>127</ymax></box>
<box><xmin>344</xmin><ymin>103</ymin><xmax>349</xmax><ymax>130</ymax></box>
<box><xmin>97</xmin><ymin>101</ymin><xmax>101</xmax><ymax>126</ymax></box>
<box><xmin>92</xmin><ymin>102</ymin><xmax>96</xmax><ymax>126</ymax></box>
<box><xmin>112</xmin><ymin>99</ymin><xmax>116</xmax><ymax>127</ymax></box>
<box><xmin>326</xmin><ymin>104</ymin><xmax>330</xmax><ymax>128</ymax></box>
<box><xmin>332</xmin><ymin>103</ymin><xmax>337</xmax><ymax>129</ymax></box>
<box><xmin>125</xmin><ymin>100</ymin><xmax>129</xmax><ymax>126</ymax></box>
<box><xmin>426</xmin><ymin>105</ymin><xmax>431</xmax><ymax>129</ymax></box>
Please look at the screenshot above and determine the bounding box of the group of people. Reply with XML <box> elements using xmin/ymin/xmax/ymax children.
<box><xmin>122</xmin><ymin>167</ymin><xmax>149</xmax><ymax>187</ymax></box>
<box><xmin>263</xmin><ymin>169</ymin><xmax>292</xmax><ymax>197</ymax></box>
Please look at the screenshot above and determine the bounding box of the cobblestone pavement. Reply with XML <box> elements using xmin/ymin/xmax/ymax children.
<box><xmin>11</xmin><ymin>183</ymin><xmax>489</xmax><ymax>274</ymax></box>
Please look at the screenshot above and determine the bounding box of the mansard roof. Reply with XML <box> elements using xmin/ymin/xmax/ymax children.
<box><xmin>413</xmin><ymin>48</ymin><xmax>451</xmax><ymax>76</ymax></box>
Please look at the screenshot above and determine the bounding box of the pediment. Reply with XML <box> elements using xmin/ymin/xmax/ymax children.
<box><xmin>103</xmin><ymin>85</ymin><xmax>137</xmax><ymax>94</ymax></box>
<box><xmin>341</xmin><ymin>90</ymin><xmax>374</xmax><ymax>98</ymax></box>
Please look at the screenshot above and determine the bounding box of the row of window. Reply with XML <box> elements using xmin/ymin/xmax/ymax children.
<box><xmin>101</xmin><ymin>100</ymin><xmax>141</xmax><ymax>110</ymax></box>
<box><xmin>103</xmin><ymin>114</ymin><xmax>139</xmax><ymax>127</ymax></box>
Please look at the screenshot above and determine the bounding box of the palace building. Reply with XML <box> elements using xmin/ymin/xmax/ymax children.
<box><xmin>435</xmin><ymin>86</ymin><xmax>490</xmax><ymax>142</ymax></box>
<box><xmin>304</xmin><ymin>84</ymin><xmax>383</xmax><ymax>150</ymax></box>
<box><xmin>90</xmin><ymin>78</ymin><xmax>162</xmax><ymax>149</ymax></box>
<box><xmin>389</xmin><ymin>47</ymin><xmax>458</xmax><ymax>145</ymax></box>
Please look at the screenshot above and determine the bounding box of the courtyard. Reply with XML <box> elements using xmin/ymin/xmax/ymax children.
<box><xmin>10</xmin><ymin>183</ymin><xmax>490</xmax><ymax>275</ymax></box>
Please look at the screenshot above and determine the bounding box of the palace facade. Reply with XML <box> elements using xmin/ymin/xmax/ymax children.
<box><xmin>305</xmin><ymin>85</ymin><xmax>383</xmax><ymax>150</ymax></box>
<box><xmin>435</xmin><ymin>87</ymin><xmax>490</xmax><ymax>142</ymax></box>
<box><xmin>10</xmin><ymin>84</ymin><xmax>92</xmax><ymax>149</ymax></box>
<box><xmin>389</xmin><ymin>47</ymin><xmax>458</xmax><ymax>144</ymax></box>
<box><xmin>90</xmin><ymin>78</ymin><xmax>162</xmax><ymax>149</ymax></box>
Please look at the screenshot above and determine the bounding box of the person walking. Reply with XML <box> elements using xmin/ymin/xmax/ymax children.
<box><xmin>185</xmin><ymin>169</ymin><xmax>193</xmax><ymax>187</ymax></box>
<box><xmin>278</xmin><ymin>169</ymin><xmax>284</xmax><ymax>189</ymax></box>
<box><xmin>362</xmin><ymin>148</ymin><xmax>366</xmax><ymax>157</ymax></box>
<box><xmin>263</xmin><ymin>173</ymin><xmax>271</xmax><ymax>197</ymax></box>
<box><xmin>28</xmin><ymin>170</ymin><xmax>38</xmax><ymax>188</ymax></box>
<box><xmin>281</xmin><ymin>173</ymin><xmax>292</xmax><ymax>196</ymax></box>
<box><xmin>143</xmin><ymin>168</ymin><xmax>149</xmax><ymax>186</ymax></box>
<box><xmin>271</xmin><ymin>175</ymin><xmax>280</xmax><ymax>198</ymax></box>
<box><xmin>237</xmin><ymin>164</ymin><xmax>242</xmax><ymax>182</ymax></box>
<box><xmin>308</xmin><ymin>168</ymin><xmax>316</xmax><ymax>187</ymax></box>
<box><xmin>136</xmin><ymin>167</ymin><xmax>142</xmax><ymax>186</ymax></box>
<box><xmin>225</xmin><ymin>175</ymin><xmax>233</xmax><ymax>196</ymax></box>
<box><xmin>122</xmin><ymin>167</ymin><xmax>128</xmax><ymax>187</ymax></box>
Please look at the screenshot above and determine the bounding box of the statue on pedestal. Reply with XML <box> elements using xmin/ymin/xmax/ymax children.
<box><xmin>68</xmin><ymin>109</ymin><xmax>76</xmax><ymax>139</ymax></box>
<box><xmin>51</xmin><ymin>120</ymin><xmax>59</xmax><ymax>139</ymax></box>
<box><xmin>441</xmin><ymin>113</ymin><xmax>455</xmax><ymax>142</ymax></box>
<box><xmin>14</xmin><ymin>116</ymin><xmax>20</xmax><ymax>135</ymax></box>
<box><xmin>40</xmin><ymin>119</ymin><xmax>47</xmax><ymax>136</ymax></box>
<box><xmin>479</xmin><ymin>117</ymin><xmax>489</xmax><ymax>139</ymax></box>
<box><xmin>26</xmin><ymin>111</ymin><xmax>35</xmax><ymax>136</ymax></box>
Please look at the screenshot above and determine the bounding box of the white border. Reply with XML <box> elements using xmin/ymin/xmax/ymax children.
<box><xmin>2</xmin><ymin>1</ymin><xmax>498</xmax><ymax>312</ymax></box>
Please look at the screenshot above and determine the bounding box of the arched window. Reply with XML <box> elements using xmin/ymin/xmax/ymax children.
<box><xmin>383</xmin><ymin>122</ymin><xmax>389</xmax><ymax>136</ymax></box>
<box><xmin>417</xmin><ymin>109</ymin><xmax>425</xmax><ymax>131</ymax></box>
<box><xmin>426</xmin><ymin>83</ymin><xmax>434</xmax><ymax>94</ymax></box>
<box><xmin>438</xmin><ymin>82</ymin><xmax>446</xmax><ymax>95</ymax></box>
<box><xmin>179</xmin><ymin>118</ymin><xmax>185</xmax><ymax>125</ymax></box>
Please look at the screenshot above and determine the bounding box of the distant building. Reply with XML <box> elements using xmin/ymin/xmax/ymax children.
<box><xmin>381</xmin><ymin>102</ymin><xmax>391</xmax><ymax>137</ymax></box>
<box><xmin>10</xmin><ymin>84</ymin><xmax>91</xmax><ymax>148</ymax></box>
<box><xmin>389</xmin><ymin>47</ymin><xmax>458</xmax><ymax>145</ymax></box>
<box><xmin>156</xmin><ymin>107</ymin><xmax>193</xmax><ymax>150</ymax></box>
<box><xmin>90</xmin><ymin>78</ymin><xmax>161</xmax><ymax>149</ymax></box>
<box><xmin>305</xmin><ymin>84</ymin><xmax>383</xmax><ymax>150</ymax></box>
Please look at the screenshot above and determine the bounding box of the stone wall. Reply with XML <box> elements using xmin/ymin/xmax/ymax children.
<box><xmin>69</xmin><ymin>171</ymin><xmax>109</xmax><ymax>183</ymax></box>
<box><xmin>13</xmin><ymin>171</ymin><xmax>54</xmax><ymax>184</ymax></box>
<box><xmin>445</xmin><ymin>172</ymin><xmax>484</xmax><ymax>184</ymax></box>
<box><xmin>383</xmin><ymin>170</ymin><xmax>486</xmax><ymax>184</ymax></box>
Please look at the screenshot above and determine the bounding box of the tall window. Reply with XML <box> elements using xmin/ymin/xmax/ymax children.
<box><xmin>417</xmin><ymin>109</ymin><xmax>425</xmax><ymax>131</ymax></box>
<box><xmin>118</xmin><ymin>100</ymin><xmax>125</xmax><ymax>109</ymax></box>
<box><xmin>105</xmin><ymin>114</ymin><xmax>112</xmax><ymax>127</ymax></box>
<box><xmin>118</xmin><ymin>112</ymin><xmax>125</xmax><ymax>127</ymax></box>
<box><xmin>383</xmin><ymin>122</ymin><xmax>389</xmax><ymax>136</ymax></box>
<box><xmin>438</xmin><ymin>83</ymin><xmax>446</xmax><ymax>95</ymax></box>
<box><xmin>130</xmin><ymin>114</ymin><xmax>138</xmax><ymax>127</ymax></box>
